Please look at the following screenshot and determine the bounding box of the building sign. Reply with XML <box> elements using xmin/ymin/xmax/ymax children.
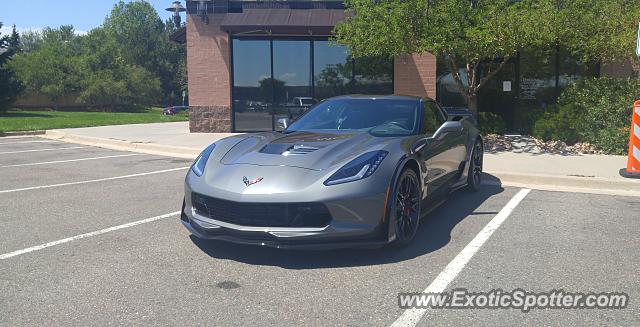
<box><xmin>502</xmin><ymin>81</ymin><xmax>512</xmax><ymax>92</ymax></box>
<box><xmin>520</xmin><ymin>78</ymin><xmax>545</xmax><ymax>100</ymax></box>
<box><xmin>636</xmin><ymin>22</ymin><xmax>640</xmax><ymax>57</ymax></box>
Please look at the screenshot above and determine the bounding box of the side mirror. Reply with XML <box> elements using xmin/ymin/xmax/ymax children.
<box><xmin>277</xmin><ymin>118</ymin><xmax>291</xmax><ymax>130</ymax></box>
<box><xmin>433</xmin><ymin>121</ymin><xmax>463</xmax><ymax>140</ymax></box>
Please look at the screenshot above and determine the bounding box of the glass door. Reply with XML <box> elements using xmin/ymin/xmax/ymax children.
<box><xmin>232</xmin><ymin>39</ymin><xmax>273</xmax><ymax>132</ymax></box>
<box><xmin>477</xmin><ymin>59</ymin><xmax>518</xmax><ymax>131</ymax></box>
<box><xmin>272</xmin><ymin>40</ymin><xmax>312</xmax><ymax>131</ymax></box>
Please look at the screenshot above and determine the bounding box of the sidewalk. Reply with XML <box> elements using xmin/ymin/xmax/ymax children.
<box><xmin>43</xmin><ymin>122</ymin><xmax>640</xmax><ymax>196</ymax></box>
<box><xmin>44</xmin><ymin>122</ymin><xmax>237</xmax><ymax>159</ymax></box>
<box><xmin>484</xmin><ymin>152</ymin><xmax>639</xmax><ymax>196</ymax></box>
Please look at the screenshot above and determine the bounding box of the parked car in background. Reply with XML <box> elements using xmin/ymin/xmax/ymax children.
<box><xmin>162</xmin><ymin>106</ymin><xmax>189</xmax><ymax>116</ymax></box>
<box><xmin>282</xmin><ymin>97</ymin><xmax>318</xmax><ymax>119</ymax></box>
<box><xmin>292</xmin><ymin>97</ymin><xmax>317</xmax><ymax>107</ymax></box>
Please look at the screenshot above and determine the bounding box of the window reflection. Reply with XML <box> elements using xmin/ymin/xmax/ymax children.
<box><xmin>353</xmin><ymin>56</ymin><xmax>393</xmax><ymax>94</ymax></box>
<box><xmin>314</xmin><ymin>41</ymin><xmax>352</xmax><ymax>99</ymax></box>
<box><xmin>273</xmin><ymin>41</ymin><xmax>312</xmax><ymax>130</ymax></box>
<box><xmin>232</xmin><ymin>38</ymin><xmax>395</xmax><ymax>131</ymax></box>
<box><xmin>232</xmin><ymin>39</ymin><xmax>273</xmax><ymax>132</ymax></box>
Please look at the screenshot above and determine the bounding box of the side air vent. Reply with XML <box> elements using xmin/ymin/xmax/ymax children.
<box><xmin>282</xmin><ymin>145</ymin><xmax>320</xmax><ymax>156</ymax></box>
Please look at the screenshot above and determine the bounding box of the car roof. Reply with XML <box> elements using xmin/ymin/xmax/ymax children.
<box><xmin>328</xmin><ymin>94</ymin><xmax>430</xmax><ymax>102</ymax></box>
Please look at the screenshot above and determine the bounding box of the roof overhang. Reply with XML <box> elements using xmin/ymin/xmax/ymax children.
<box><xmin>220</xmin><ymin>9</ymin><xmax>348</xmax><ymax>36</ymax></box>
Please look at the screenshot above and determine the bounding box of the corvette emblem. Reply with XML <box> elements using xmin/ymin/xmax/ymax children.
<box><xmin>243</xmin><ymin>176</ymin><xmax>264</xmax><ymax>187</ymax></box>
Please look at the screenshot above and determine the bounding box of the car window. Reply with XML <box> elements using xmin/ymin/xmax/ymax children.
<box><xmin>286</xmin><ymin>99</ymin><xmax>419</xmax><ymax>136</ymax></box>
<box><xmin>421</xmin><ymin>101</ymin><xmax>446</xmax><ymax>135</ymax></box>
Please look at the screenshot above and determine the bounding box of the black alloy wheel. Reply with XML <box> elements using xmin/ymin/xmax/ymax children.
<box><xmin>467</xmin><ymin>139</ymin><xmax>483</xmax><ymax>192</ymax></box>
<box><xmin>393</xmin><ymin>169</ymin><xmax>421</xmax><ymax>246</ymax></box>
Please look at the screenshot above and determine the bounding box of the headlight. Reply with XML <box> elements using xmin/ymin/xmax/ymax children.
<box><xmin>324</xmin><ymin>150</ymin><xmax>388</xmax><ymax>186</ymax></box>
<box><xmin>191</xmin><ymin>143</ymin><xmax>216</xmax><ymax>177</ymax></box>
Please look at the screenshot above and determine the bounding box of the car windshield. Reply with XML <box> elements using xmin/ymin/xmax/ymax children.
<box><xmin>286</xmin><ymin>98</ymin><xmax>419</xmax><ymax>136</ymax></box>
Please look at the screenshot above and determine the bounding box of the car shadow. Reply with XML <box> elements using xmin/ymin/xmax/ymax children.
<box><xmin>190</xmin><ymin>173</ymin><xmax>505</xmax><ymax>269</ymax></box>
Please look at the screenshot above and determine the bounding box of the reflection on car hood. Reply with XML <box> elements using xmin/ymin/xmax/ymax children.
<box><xmin>220</xmin><ymin>131</ymin><xmax>394</xmax><ymax>171</ymax></box>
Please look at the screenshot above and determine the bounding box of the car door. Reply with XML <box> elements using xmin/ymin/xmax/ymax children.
<box><xmin>434</xmin><ymin>102</ymin><xmax>468</xmax><ymax>172</ymax></box>
<box><xmin>416</xmin><ymin>100</ymin><xmax>460</xmax><ymax>198</ymax></box>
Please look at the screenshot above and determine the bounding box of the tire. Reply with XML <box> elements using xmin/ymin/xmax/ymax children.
<box><xmin>390</xmin><ymin>168</ymin><xmax>422</xmax><ymax>247</ymax></box>
<box><xmin>466</xmin><ymin>138</ymin><xmax>483</xmax><ymax>192</ymax></box>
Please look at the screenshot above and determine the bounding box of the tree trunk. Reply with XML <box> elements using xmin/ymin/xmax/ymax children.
<box><xmin>466</xmin><ymin>95</ymin><xmax>479</xmax><ymax>116</ymax></box>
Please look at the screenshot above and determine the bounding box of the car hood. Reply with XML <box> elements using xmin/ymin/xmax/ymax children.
<box><xmin>220</xmin><ymin>131</ymin><xmax>393</xmax><ymax>171</ymax></box>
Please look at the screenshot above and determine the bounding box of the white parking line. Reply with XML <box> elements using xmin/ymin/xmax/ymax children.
<box><xmin>0</xmin><ymin>146</ymin><xmax>85</xmax><ymax>155</ymax></box>
<box><xmin>0</xmin><ymin>212</ymin><xmax>181</xmax><ymax>260</ymax></box>
<box><xmin>0</xmin><ymin>167</ymin><xmax>189</xmax><ymax>194</ymax></box>
<box><xmin>0</xmin><ymin>140</ymin><xmax>59</xmax><ymax>145</ymax></box>
<box><xmin>1</xmin><ymin>153</ymin><xmax>144</xmax><ymax>168</ymax></box>
<box><xmin>390</xmin><ymin>188</ymin><xmax>531</xmax><ymax>327</ymax></box>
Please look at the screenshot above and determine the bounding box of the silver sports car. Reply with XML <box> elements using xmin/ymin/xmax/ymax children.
<box><xmin>181</xmin><ymin>95</ymin><xmax>483</xmax><ymax>249</ymax></box>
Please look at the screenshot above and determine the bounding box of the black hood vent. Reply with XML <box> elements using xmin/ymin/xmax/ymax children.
<box><xmin>282</xmin><ymin>145</ymin><xmax>321</xmax><ymax>156</ymax></box>
<box><xmin>260</xmin><ymin>144</ymin><xmax>321</xmax><ymax>156</ymax></box>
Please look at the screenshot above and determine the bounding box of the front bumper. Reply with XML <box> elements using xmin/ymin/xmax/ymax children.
<box><xmin>181</xmin><ymin>213</ymin><xmax>389</xmax><ymax>249</ymax></box>
<box><xmin>181</xmin><ymin>171</ymin><xmax>392</xmax><ymax>249</ymax></box>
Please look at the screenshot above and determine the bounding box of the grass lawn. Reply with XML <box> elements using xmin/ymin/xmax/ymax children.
<box><xmin>0</xmin><ymin>109</ymin><xmax>189</xmax><ymax>133</ymax></box>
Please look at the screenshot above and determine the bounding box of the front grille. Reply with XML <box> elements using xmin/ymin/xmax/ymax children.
<box><xmin>191</xmin><ymin>193</ymin><xmax>332</xmax><ymax>228</ymax></box>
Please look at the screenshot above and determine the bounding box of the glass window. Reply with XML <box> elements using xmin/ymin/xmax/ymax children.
<box><xmin>421</xmin><ymin>101</ymin><xmax>445</xmax><ymax>135</ymax></box>
<box><xmin>231</xmin><ymin>38</ymin><xmax>395</xmax><ymax>132</ymax></box>
<box><xmin>272</xmin><ymin>41</ymin><xmax>312</xmax><ymax>129</ymax></box>
<box><xmin>232</xmin><ymin>39</ymin><xmax>273</xmax><ymax>132</ymax></box>
<box><xmin>435</xmin><ymin>60</ymin><xmax>468</xmax><ymax>107</ymax></box>
<box><xmin>313</xmin><ymin>41</ymin><xmax>352</xmax><ymax>100</ymax></box>
<box><xmin>352</xmin><ymin>56</ymin><xmax>393</xmax><ymax>95</ymax></box>
<box><xmin>287</xmin><ymin>98</ymin><xmax>418</xmax><ymax>136</ymax></box>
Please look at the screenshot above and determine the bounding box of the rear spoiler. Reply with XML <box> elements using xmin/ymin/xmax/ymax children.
<box><xmin>442</xmin><ymin>107</ymin><xmax>475</xmax><ymax>122</ymax></box>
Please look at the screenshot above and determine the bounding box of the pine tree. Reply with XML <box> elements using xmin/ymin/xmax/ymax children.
<box><xmin>0</xmin><ymin>22</ymin><xmax>24</xmax><ymax>112</ymax></box>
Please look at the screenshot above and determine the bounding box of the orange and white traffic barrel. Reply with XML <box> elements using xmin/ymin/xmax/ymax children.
<box><xmin>621</xmin><ymin>100</ymin><xmax>640</xmax><ymax>178</ymax></box>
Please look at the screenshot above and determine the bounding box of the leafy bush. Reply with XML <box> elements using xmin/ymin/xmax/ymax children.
<box><xmin>478</xmin><ymin>111</ymin><xmax>507</xmax><ymax>135</ymax></box>
<box><xmin>532</xmin><ymin>104</ymin><xmax>582</xmax><ymax>144</ymax></box>
<box><xmin>557</xmin><ymin>77</ymin><xmax>640</xmax><ymax>155</ymax></box>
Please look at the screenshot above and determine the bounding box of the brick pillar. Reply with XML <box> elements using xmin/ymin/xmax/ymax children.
<box><xmin>394</xmin><ymin>53</ymin><xmax>437</xmax><ymax>99</ymax></box>
<box><xmin>186</xmin><ymin>14</ymin><xmax>232</xmax><ymax>133</ymax></box>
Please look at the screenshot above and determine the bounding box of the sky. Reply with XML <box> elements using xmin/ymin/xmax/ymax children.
<box><xmin>0</xmin><ymin>0</ymin><xmax>178</xmax><ymax>35</ymax></box>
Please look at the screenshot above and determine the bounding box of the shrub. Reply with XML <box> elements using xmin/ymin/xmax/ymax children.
<box><xmin>532</xmin><ymin>104</ymin><xmax>582</xmax><ymax>144</ymax></box>
<box><xmin>558</xmin><ymin>77</ymin><xmax>640</xmax><ymax>155</ymax></box>
<box><xmin>478</xmin><ymin>111</ymin><xmax>507</xmax><ymax>135</ymax></box>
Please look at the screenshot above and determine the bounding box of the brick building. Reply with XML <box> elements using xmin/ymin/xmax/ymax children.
<box><xmin>178</xmin><ymin>0</ymin><xmax>435</xmax><ymax>133</ymax></box>
<box><xmin>178</xmin><ymin>0</ymin><xmax>605</xmax><ymax>133</ymax></box>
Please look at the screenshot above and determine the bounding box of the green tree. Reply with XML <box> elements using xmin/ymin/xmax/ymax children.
<box><xmin>0</xmin><ymin>23</ymin><xmax>24</xmax><ymax>112</ymax></box>
<box><xmin>8</xmin><ymin>27</ymin><xmax>83</xmax><ymax>109</ymax></box>
<box><xmin>76</xmin><ymin>28</ymin><xmax>160</xmax><ymax>110</ymax></box>
<box><xmin>42</xmin><ymin>25</ymin><xmax>77</xmax><ymax>44</ymax></box>
<box><xmin>103</xmin><ymin>1</ymin><xmax>186</xmax><ymax>105</ymax></box>
<box><xmin>334</xmin><ymin>0</ymin><xmax>628</xmax><ymax>114</ymax></box>
<box><xmin>259</xmin><ymin>78</ymin><xmax>287</xmax><ymax>103</ymax></box>
<box><xmin>558</xmin><ymin>1</ymin><xmax>640</xmax><ymax>63</ymax></box>
<box><xmin>19</xmin><ymin>30</ymin><xmax>44</xmax><ymax>52</ymax></box>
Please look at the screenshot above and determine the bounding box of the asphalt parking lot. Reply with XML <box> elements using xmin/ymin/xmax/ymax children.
<box><xmin>0</xmin><ymin>137</ymin><xmax>638</xmax><ymax>326</ymax></box>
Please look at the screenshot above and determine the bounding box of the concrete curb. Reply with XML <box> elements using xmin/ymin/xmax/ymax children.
<box><xmin>0</xmin><ymin>130</ymin><xmax>46</xmax><ymax>137</ymax></box>
<box><xmin>487</xmin><ymin>171</ymin><xmax>640</xmax><ymax>197</ymax></box>
<box><xmin>43</xmin><ymin>130</ymin><xmax>200</xmax><ymax>159</ymax></box>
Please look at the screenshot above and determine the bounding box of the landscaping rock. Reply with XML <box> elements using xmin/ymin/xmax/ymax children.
<box><xmin>483</xmin><ymin>134</ymin><xmax>601</xmax><ymax>155</ymax></box>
